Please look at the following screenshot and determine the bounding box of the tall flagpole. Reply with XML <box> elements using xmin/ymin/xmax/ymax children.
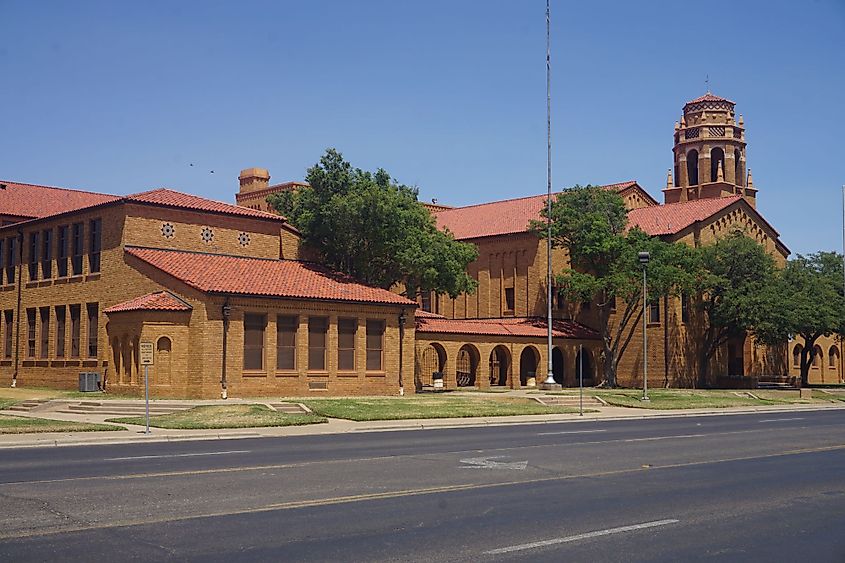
<box><xmin>543</xmin><ymin>0</ymin><xmax>556</xmax><ymax>387</ymax></box>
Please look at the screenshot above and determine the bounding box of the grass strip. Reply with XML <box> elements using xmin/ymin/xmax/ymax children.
<box><xmin>0</xmin><ymin>415</ymin><xmax>123</xmax><ymax>434</ymax></box>
<box><xmin>107</xmin><ymin>404</ymin><xmax>327</xmax><ymax>429</ymax></box>
<box><xmin>300</xmin><ymin>397</ymin><xmax>584</xmax><ymax>421</ymax></box>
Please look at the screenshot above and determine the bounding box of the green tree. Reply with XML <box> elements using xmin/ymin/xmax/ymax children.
<box><xmin>268</xmin><ymin>148</ymin><xmax>478</xmax><ymax>300</ymax></box>
<box><xmin>532</xmin><ymin>186</ymin><xmax>695</xmax><ymax>387</ymax></box>
<box><xmin>755</xmin><ymin>252</ymin><xmax>845</xmax><ymax>386</ymax></box>
<box><xmin>693</xmin><ymin>232</ymin><xmax>778</xmax><ymax>386</ymax></box>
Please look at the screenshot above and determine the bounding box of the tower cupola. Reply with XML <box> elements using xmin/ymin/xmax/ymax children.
<box><xmin>664</xmin><ymin>93</ymin><xmax>756</xmax><ymax>207</ymax></box>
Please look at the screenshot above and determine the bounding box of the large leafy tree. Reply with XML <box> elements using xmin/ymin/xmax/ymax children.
<box><xmin>692</xmin><ymin>232</ymin><xmax>778</xmax><ymax>386</ymax></box>
<box><xmin>269</xmin><ymin>148</ymin><xmax>478</xmax><ymax>300</ymax></box>
<box><xmin>755</xmin><ymin>252</ymin><xmax>845</xmax><ymax>386</ymax></box>
<box><xmin>532</xmin><ymin>186</ymin><xmax>695</xmax><ymax>387</ymax></box>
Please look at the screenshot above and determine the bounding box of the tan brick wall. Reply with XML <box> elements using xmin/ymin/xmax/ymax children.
<box><xmin>789</xmin><ymin>334</ymin><xmax>844</xmax><ymax>384</ymax></box>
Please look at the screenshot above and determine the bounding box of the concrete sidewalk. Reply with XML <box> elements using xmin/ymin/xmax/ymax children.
<box><xmin>2</xmin><ymin>399</ymin><xmax>844</xmax><ymax>449</ymax></box>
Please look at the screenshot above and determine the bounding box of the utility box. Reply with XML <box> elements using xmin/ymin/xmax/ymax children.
<box><xmin>78</xmin><ymin>372</ymin><xmax>101</xmax><ymax>392</ymax></box>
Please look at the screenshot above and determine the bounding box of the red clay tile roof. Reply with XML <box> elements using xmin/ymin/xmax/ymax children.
<box><xmin>127</xmin><ymin>188</ymin><xmax>286</xmax><ymax>222</ymax></box>
<box><xmin>435</xmin><ymin>181</ymin><xmax>649</xmax><ymax>240</ymax></box>
<box><xmin>125</xmin><ymin>246</ymin><xmax>416</xmax><ymax>306</ymax></box>
<box><xmin>627</xmin><ymin>196</ymin><xmax>741</xmax><ymax>236</ymax></box>
<box><xmin>416</xmin><ymin>316</ymin><xmax>599</xmax><ymax>340</ymax></box>
<box><xmin>104</xmin><ymin>291</ymin><xmax>192</xmax><ymax>313</ymax></box>
<box><xmin>415</xmin><ymin>309</ymin><xmax>446</xmax><ymax>319</ymax></box>
<box><xmin>0</xmin><ymin>180</ymin><xmax>120</xmax><ymax>220</ymax></box>
<box><xmin>685</xmin><ymin>92</ymin><xmax>735</xmax><ymax>105</ymax></box>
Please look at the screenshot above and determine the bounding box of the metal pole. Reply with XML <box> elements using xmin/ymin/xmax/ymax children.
<box><xmin>543</xmin><ymin>0</ymin><xmax>555</xmax><ymax>386</ymax></box>
<box><xmin>579</xmin><ymin>344</ymin><xmax>583</xmax><ymax>416</ymax></box>
<box><xmin>144</xmin><ymin>364</ymin><xmax>150</xmax><ymax>434</ymax></box>
<box><xmin>642</xmin><ymin>265</ymin><xmax>649</xmax><ymax>401</ymax></box>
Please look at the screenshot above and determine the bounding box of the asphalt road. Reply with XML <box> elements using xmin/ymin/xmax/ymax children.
<box><xmin>0</xmin><ymin>410</ymin><xmax>843</xmax><ymax>561</ymax></box>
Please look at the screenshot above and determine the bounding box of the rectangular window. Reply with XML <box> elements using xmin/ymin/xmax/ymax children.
<box><xmin>276</xmin><ymin>315</ymin><xmax>297</xmax><ymax>370</ymax></box>
<box><xmin>89</xmin><ymin>219</ymin><xmax>102</xmax><ymax>273</ymax></box>
<box><xmin>26</xmin><ymin>308</ymin><xmax>36</xmax><ymax>358</ymax></box>
<box><xmin>556</xmin><ymin>288</ymin><xmax>566</xmax><ymax>310</ymax></box>
<box><xmin>0</xmin><ymin>239</ymin><xmax>4</xmax><ymax>284</ymax></box>
<box><xmin>57</xmin><ymin>226</ymin><xmax>69</xmax><ymax>277</ymax></box>
<box><xmin>308</xmin><ymin>317</ymin><xmax>328</xmax><ymax>371</ymax></box>
<box><xmin>504</xmin><ymin>287</ymin><xmax>515</xmax><ymax>312</ymax></box>
<box><xmin>421</xmin><ymin>292</ymin><xmax>431</xmax><ymax>313</ymax></box>
<box><xmin>243</xmin><ymin>313</ymin><xmax>266</xmax><ymax>370</ymax></box>
<box><xmin>337</xmin><ymin>318</ymin><xmax>357</xmax><ymax>371</ymax></box>
<box><xmin>70</xmin><ymin>304</ymin><xmax>81</xmax><ymax>358</ymax></box>
<box><xmin>366</xmin><ymin>320</ymin><xmax>385</xmax><ymax>371</ymax></box>
<box><xmin>28</xmin><ymin>232</ymin><xmax>38</xmax><ymax>281</ymax></box>
<box><xmin>86</xmin><ymin>303</ymin><xmax>98</xmax><ymax>358</ymax></box>
<box><xmin>71</xmin><ymin>223</ymin><xmax>83</xmax><ymax>275</ymax></box>
<box><xmin>39</xmin><ymin>307</ymin><xmax>50</xmax><ymax>359</ymax></box>
<box><xmin>681</xmin><ymin>293</ymin><xmax>689</xmax><ymax>323</ymax></box>
<box><xmin>5</xmin><ymin>237</ymin><xmax>15</xmax><ymax>284</ymax></box>
<box><xmin>649</xmin><ymin>300</ymin><xmax>661</xmax><ymax>324</ymax></box>
<box><xmin>55</xmin><ymin>306</ymin><xmax>66</xmax><ymax>358</ymax></box>
<box><xmin>41</xmin><ymin>229</ymin><xmax>52</xmax><ymax>279</ymax></box>
<box><xmin>4</xmin><ymin>310</ymin><xmax>12</xmax><ymax>358</ymax></box>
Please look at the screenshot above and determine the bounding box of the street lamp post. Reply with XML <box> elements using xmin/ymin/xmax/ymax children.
<box><xmin>638</xmin><ymin>251</ymin><xmax>650</xmax><ymax>402</ymax></box>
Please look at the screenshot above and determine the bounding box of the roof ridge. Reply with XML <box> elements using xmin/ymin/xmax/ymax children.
<box><xmin>0</xmin><ymin>179</ymin><xmax>118</xmax><ymax>198</ymax></box>
<box><xmin>437</xmin><ymin>181</ymin><xmax>639</xmax><ymax>214</ymax></box>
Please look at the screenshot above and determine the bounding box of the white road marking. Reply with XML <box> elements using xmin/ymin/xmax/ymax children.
<box><xmin>759</xmin><ymin>418</ymin><xmax>805</xmax><ymax>423</ymax></box>
<box><xmin>484</xmin><ymin>519</ymin><xmax>680</xmax><ymax>555</ymax></box>
<box><xmin>459</xmin><ymin>456</ymin><xmax>527</xmax><ymax>470</ymax></box>
<box><xmin>538</xmin><ymin>429</ymin><xmax>608</xmax><ymax>436</ymax></box>
<box><xmin>623</xmin><ymin>433</ymin><xmax>707</xmax><ymax>442</ymax></box>
<box><xmin>104</xmin><ymin>450</ymin><xmax>251</xmax><ymax>461</ymax></box>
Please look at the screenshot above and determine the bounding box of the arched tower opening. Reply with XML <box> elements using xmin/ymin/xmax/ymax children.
<box><xmin>710</xmin><ymin>147</ymin><xmax>725</xmax><ymax>182</ymax></box>
<box><xmin>687</xmin><ymin>150</ymin><xmax>699</xmax><ymax>186</ymax></box>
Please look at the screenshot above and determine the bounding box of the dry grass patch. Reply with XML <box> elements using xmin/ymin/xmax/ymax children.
<box><xmin>300</xmin><ymin>396</ymin><xmax>583</xmax><ymax>421</ymax></box>
<box><xmin>0</xmin><ymin>415</ymin><xmax>123</xmax><ymax>434</ymax></box>
<box><xmin>108</xmin><ymin>404</ymin><xmax>326</xmax><ymax>430</ymax></box>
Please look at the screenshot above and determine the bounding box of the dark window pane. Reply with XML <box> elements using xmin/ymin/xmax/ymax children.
<box><xmin>308</xmin><ymin>317</ymin><xmax>328</xmax><ymax>371</ymax></box>
<box><xmin>26</xmin><ymin>309</ymin><xmax>36</xmax><ymax>358</ymax></box>
<box><xmin>28</xmin><ymin>232</ymin><xmax>38</xmax><ymax>281</ymax></box>
<box><xmin>337</xmin><ymin>318</ymin><xmax>356</xmax><ymax>371</ymax></box>
<box><xmin>57</xmin><ymin>226</ymin><xmax>69</xmax><ymax>277</ymax></box>
<box><xmin>4</xmin><ymin>310</ymin><xmax>13</xmax><ymax>358</ymax></box>
<box><xmin>243</xmin><ymin>313</ymin><xmax>266</xmax><ymax>370</ymax></box>
<box><xmin>41</xmin><ymin>230</ymin><xmax>52</xmax><ymax>278</ymax></box>
<box><xmin>40</xmin><ymin>307</ymin><xmax>49</xmax><ymax>359</ymax></box>
<box><xmin>276</xmin><ymin>315</ymin><xmax>297</xmax><ymax>370</ymax></box>
<box><xmin>87</xmin><ymin>303</ymin><xmax>98</xmax><ymax>357</ymax></box>
<box><xmin>71</xmin><ymin>223</ymin><xmax>83</xmax><ymax>275</ymax></box>
<box><xmin>55</xmin><ymin>306</ymin><xmax>66</xmax><ymax>358</ymax></box>
<box><xmin>366</xmin><ymin>320</ymin><xmax>384</xmax><ymax>371</ymax></box>
<box><xmin>70</xmin><ymin>305</ymin><xmax>81</xmax><ymax>358</ymax></box>
<box><xmin>89</xmin><ymin>219</ymin><xmax>101</xmax><ymax>273</ymax></box>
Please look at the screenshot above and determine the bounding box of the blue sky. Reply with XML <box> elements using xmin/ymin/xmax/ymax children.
<box><xmin>1</xmin><ymin>0</ymin><xmax>843</xmax><ymax>254</ymax></box>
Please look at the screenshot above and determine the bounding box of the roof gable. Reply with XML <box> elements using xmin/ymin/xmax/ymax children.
<box><xmin>104</xmin><ymin>291</ymin><xmax>192</xmax><ymax>313</ymax></box>
<box><xmin>0</xmin><ymin>180</ymin><xmax>119</xmax><ymax>220</ymax></box>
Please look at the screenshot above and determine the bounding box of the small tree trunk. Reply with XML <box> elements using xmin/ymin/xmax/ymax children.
<box><xmin>603</xmin><ymin>340</ymin><xmax>616</xmax><ymax>388</ymax></box>
<box><xmin>800</xmin><ymin>347</ymin><xmax>812</xmax><ymax>388</ymax></box>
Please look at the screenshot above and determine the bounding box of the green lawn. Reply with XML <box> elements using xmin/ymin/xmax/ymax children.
<box><xmin>0</xmin><ymin>399</ymin><xmax>18</xmax><ymax>410</ymax></box>
<box><xmin>300</xmin><ymin>397</ymin><xmax>584</xmax><ymax>421</ymax></box>
<box><xmin>107</xmin><ymin>404</ymin><xmax>327</xmax><ymax>430</ymax></box>
<box><xmin>593</xmin><ymin>389</ymin><xmax>837</xmax><ymax>409</ymax></box>
<box><xmin>0</xmin><ymin>414</ymin><xmax>123</xmax><ymax>434</ymax></box>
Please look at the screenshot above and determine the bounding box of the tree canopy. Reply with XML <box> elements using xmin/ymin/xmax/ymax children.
<box><xmin>268</xmin><ymin>148</ymin><xmax>478</xmax><ymax>300</ymax></box>
<box><xmin>755</xmin><ymin>251</ymin><xmax>845</xmax><ymax>386</ymax></box>
<box><xmin>691</xmin><ymin>232</ymin><xmax>778</xmax><ymax>385</ymax></box>
<box><xmin>532</xmin><ymin>185</ymin><xmax>696</xmax><ymax>387</ymax></box>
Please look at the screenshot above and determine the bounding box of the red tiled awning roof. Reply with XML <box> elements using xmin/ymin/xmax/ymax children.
<box><xmin>416</xmin><ymin>316</ymin><xmax>599</xmax><ymax>340</ymax></box>
<box><xmin>125</xmin><ymin>246</ymin><xmax>416</xmax><ymax>306</ymax></box>
<box><xmin>0</xmin><ymin>180</ymin><xmax>120</xmax><ymax>220</ymax></box>
<box><xmin>127</xmin><ymin>188</ymin><xmax>286</xmax><ymax>223</ymax></box>
<box><xmin>434</xmin><ymin>181</ymin><xmax>650</xmax><ymax>240</ymax></box>
<box><xmin>627</xmin><ymin>195</ymin><xmax>741</xmax><ymax>236</ymax></box>
<box><xmin>104</xmin><ymin>291</ymin><xmax>192</xmax><ymax>313</ymax></box>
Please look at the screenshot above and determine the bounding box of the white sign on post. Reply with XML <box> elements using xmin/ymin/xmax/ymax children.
<box><xmin>140</xmin><ymin>342</ymin><xmax>154</xmax><ymax>366</ymax></box>
<box><xmin>139</xmin><ymin>342</ymin><xmax>154</xmax><ymax>434</ymax></box>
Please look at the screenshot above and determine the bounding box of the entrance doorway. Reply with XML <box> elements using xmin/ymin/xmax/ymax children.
<box><xmin>489</xmin><ymin>346</ymin><xmax>510</xmax><ymax>387</ymax></box>
<box><xmin>552</xmin><ymin>347</ymin><xmax>564</xmax><ymax>385</ymax></box>
<box><xmin>519</xmin><ymin>346</ymin><xmax>540</xmax><ymax>386</ymax></box>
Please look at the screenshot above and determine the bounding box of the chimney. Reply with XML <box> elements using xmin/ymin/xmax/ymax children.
<box><xmin>238</xmin><ymin>168</ymin><xmax>270</xmax><ymax>193</ymax></box>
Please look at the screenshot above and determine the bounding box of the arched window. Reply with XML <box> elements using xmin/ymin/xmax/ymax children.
<box><xmin>829</xmin><ymin>346</ymin><xmax>839</xmax><ymax>368</ymax></box>
<box><xmin>687</xmin><ymin>150</ymin><xmax>699</xmax><ymax>186</ymax></box>
<box><xmin>792</xmin><ymin>344</ymin><xmax>802</xmax><ymax>367</ymax></box>
<box><xmin>734</xmin><ymin>149</ymin><xmax>742</xmax><ymax>186</ymax></box>
<box><xmin>813</xmin><ymin>345</ymin><xmax>823</xmax><ymax>368</ymax></box>
<box><xmin>710</xmin><ymin>147</ymin><xmax>725</xmax><ymax>182</ymax></box>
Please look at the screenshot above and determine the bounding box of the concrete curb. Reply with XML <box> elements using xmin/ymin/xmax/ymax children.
<box><xmin>1</xmin><ymin>403</ymin><xmax>843</xmax><ymax>449</ymax></box>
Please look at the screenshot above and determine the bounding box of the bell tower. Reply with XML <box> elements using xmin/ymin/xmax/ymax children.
<box><xmin>664</xmin><ymin>93</ymin><xmax>756</xmax><ymax>208</ymax></box>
